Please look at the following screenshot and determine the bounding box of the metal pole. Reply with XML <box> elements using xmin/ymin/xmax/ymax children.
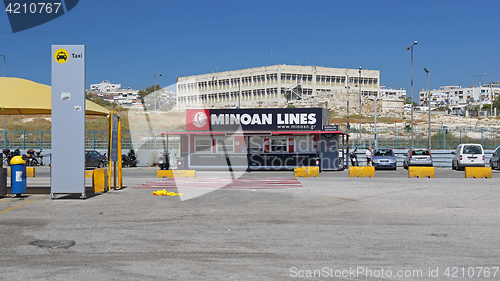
<box><xmin>424</xmin><ymin>68</ymin><xmax>431</xmax><ymax>150</ymax></box>
<box><xmin>407</xmin><ymin>41</ymin><xmax>417</xmax><ymax>148</ymax></box>
<box><xmin>345</xmin><ymin>71</ymin><xmax>350</xmax><ymax>132</ymax></box>
<box><xmin>359</xmin><ymin>67</ymin><xmax>362</xmax><ymax>146</ymax></box>
<box><xmin>154</xmin><ymin>73</ymin><xmax>162</xmax><ymax>150</ymax></box>
<box><xmin>1</xmin><ymin>54</ymin><xmax>5</xmax><ymax>150</ymax></box>
<box><xmin>374</xmin><ymin>90</ymin><xmax>377</xmax><ymax>148</ymax></box>
<box><xmin>474</xmin><ymin>73</ymin><xmax>485</xmax><ymax>117</ymax></box>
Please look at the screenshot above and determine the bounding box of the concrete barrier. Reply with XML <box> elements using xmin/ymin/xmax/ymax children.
<box><xmin>408</xmin><ymin>166</ymin><xmax>435</xmax><ymax>178</ymax></box>
<box><xmin>92</xmin><ymin>168</ymin><xmax>108</xmax><ymax>193</ymax></box>
<box><xmin>465</xmin><ymin>167</ymin><xmax>491</xmax><ymax>178</ymax></box>
<box><xmin>26</xmin><ymin>167</ymin><xmax>35</xmax><ymax>178</ymax></box>
<box><xmin>348</xmin><ymin>166</ymin><xmax>375</xmax><ymax>178</ymax></box>
<box><xmin>157</xmin><ymin>170</ymin><xmax>196</xmax><ymax>178</ymax></box>
<box><xmin>294</xmin><ymin>167</ymin><xmax>319</xmax><ymax>178</ymax></box>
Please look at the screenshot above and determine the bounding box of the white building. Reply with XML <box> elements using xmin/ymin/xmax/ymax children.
<box><xmin>175</xmin><ymin>65</ymin><xmax>380</xmax><ymax>109</ymax></box>
<box><xmin>90</xmin><ymin>80</ymin><xmax>122</xmax><ymax>93</ymax></box>
<box><xmin>419</xmin><ymin>83</ymin><xmax>500</xmax><ymax>111</ymax></box>
<box><xmin>379</xmin><ymin>86</ymin><xmax>406</xmax><ymax>99</ymax></box>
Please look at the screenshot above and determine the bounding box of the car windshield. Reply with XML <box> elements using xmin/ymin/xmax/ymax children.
<box><xmin>463</xmin><ymin>145</ymin><xmax>482</xmax><ymax>154</ymax></box>
<box><xmin>374</xmin><ymin>149</ymin><xmax>393</xmax><ymax>156</ymax></box>
<box><xmin>411</xmin><ymin>150</ymin><xmax>430</xmax><ymax>156</ymax></box>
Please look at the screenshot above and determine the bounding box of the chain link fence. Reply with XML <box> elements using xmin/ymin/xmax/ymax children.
<box><xmin>1</xmin><ymin>127</ymin><xmax>499</xmax><ymax>152</ymax></box>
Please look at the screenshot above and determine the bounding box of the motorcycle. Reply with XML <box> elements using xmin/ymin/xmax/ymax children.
<box><xmin>24</xmin><ymin>149</ymin><xmax>39</xmax><ymax>166</ymax></box>
<box><xmin>34</xmin><ymin>149</ymin><xmax>45</xmax><ymax>166</ymax></box>
<box><xmin>349</xmin><ymin>148</ymin><xmax>359</xmax><ymax>166</ymax></box>
<box><xmin>2</xmin><ymin>149</ymin><xmax>12</xmax><ymax>165</ymax></box>
<box><xmin>122</xmin><ymin>149</ymin><xmax>138</xmax><ymax>167</ymax></box>
<box><xmin>158</xmin><ymin>151</ymin><xmax>169</xmax><ymax>170</ymax></box>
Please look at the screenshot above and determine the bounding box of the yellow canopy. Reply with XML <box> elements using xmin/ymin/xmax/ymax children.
<box><xmin>0</xmin><ymin>77</ymin><xmax>110</xmax><ymax>116</ymax></box>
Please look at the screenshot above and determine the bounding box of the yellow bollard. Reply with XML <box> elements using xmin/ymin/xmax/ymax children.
<box><xmin>348</xmin><ymin>166</ymin><xmax>375</xmax><ymax>178</ymax></box>
<box><xmin>92</xmin><ymin>168</ymin><xmax>109</xmax><ymax>193</ymax></box>
<box><xmin>408</xmin><ymin>166</ymin><xmax>435</xmax><ymax>178</ymax></box>
<box><xmin>465</xmin><ymin>167</ymin><xmax>491</xmax><ymax>178</ymax></box>
<box><xmin>157</xmin><ymin>170</ymin><xmax>196</xmax><ymax>178</ymax></box>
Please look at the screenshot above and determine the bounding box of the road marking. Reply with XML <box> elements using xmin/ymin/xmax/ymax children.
<box><xmin>0</xmin><ymin>197</ymin><xmax>47</xmax><ymax>215</ymax></box>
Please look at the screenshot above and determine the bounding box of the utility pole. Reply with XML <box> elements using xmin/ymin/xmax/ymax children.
<box><xmin>358</xmin><ymin>67</ymin><xmax>362</xmax><ymax>146</ymax></box>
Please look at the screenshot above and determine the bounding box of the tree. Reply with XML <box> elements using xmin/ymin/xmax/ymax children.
<box><xmin>492</xmin><ymin>99</ymin><xmax>500</xmax><ymax>110</ymax></box>
<box><xmin>404</xmin><ymin>97</ymin><xmax>418</xmax><ymax>106</ymax></box>
<box><xmin>138</xmin><ymin>84</ymin><xmax>161</xmax><ymax>100</ymax></box>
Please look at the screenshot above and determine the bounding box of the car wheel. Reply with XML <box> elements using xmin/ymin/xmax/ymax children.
<box><xmin>497</xmin><ymin>160</ymin><xmax>500</xmax><ymax>170</ymax></box>
<box><xmin>452</xmin><ymin>161</ymin><xmax>456</xmax><ymax>170</ymax></box>
<box><xmin>97</xmin><ymin>161</ymin><xmax>102</xmax><ymax>168</ymax></box>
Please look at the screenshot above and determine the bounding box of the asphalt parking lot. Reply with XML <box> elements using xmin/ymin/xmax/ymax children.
<box><xmin>1</xmin><ymin>166</ymin><xmax>499</xmax><ymax>280</ymax></box>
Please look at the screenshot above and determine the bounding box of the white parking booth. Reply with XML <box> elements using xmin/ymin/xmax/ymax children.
<box><xmin>161</xmin><ymin>108</ymin><xmax>347</xmax><ymax>171</ymax></box>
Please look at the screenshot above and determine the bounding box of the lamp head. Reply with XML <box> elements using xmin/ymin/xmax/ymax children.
<box><xmin>424</xmin><ymin>68</ymin><xmax>429</xmax><ymax>74</ymax></box>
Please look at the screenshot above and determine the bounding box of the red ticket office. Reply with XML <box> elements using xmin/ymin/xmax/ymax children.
<box><xmin>160</xmin><ymin>108</ymin><xmax>347</xmax><ymax>171</ymax></box>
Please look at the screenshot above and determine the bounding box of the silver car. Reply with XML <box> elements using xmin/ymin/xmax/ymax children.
<box><xmin>403</xmin><ymin>148</ymin><xmax>433</xmax><ymax>169</ymax></box>
<box><xmin>451</xmin><ymin>144</ymin><xmax>485</xmax><ymax>170</ymax></box>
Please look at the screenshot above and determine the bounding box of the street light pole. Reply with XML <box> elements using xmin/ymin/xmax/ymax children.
<box><xmin>358</xmin><ymin>67</ymin><xmax>362</xmax><ymax>146</ymax></box>
<box><xmin>407</xmin><ymin>41</ymin><xmax>417</xmax><ymax>148</ymax></box>
<box><xmin>1</xmin><ymin>54</ymin><xmax>5</xmax><ymax>150</ymax></box>
<box><xmin>474</xmin><ymin>73</ymin><xmax>485</xmax><ymax>117</ymax></box>
<box><xmin>345</xmin><ymin>71</ymin><xmax>350</xmax><ymax>132</ymax></box>
<box><xmin>154</xmin><ymin>73</ymin><xmax>162</xmax><ymax>148</ymax></box>
<box><xmin>424</xmin><ymin>68</ymin><xmax>431</xmax><ymax>150</ymax></box>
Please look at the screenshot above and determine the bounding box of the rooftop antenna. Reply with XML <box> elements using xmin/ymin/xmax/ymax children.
<box><xmin>271</xmin><ymin>49</ymin><xmax>273</xmax><ymax>65</ymax></box>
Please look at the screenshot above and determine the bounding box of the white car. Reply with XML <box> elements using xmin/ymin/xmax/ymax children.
<box><xmin>451</xmin><ymin>144</ymin><xmax>485</xmax><ymax>170</ymax></box>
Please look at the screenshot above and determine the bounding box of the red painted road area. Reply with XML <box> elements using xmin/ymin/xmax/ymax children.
<box><xmin>134</xmin><ymin>178</ymin><xmax>303</xmax><ymax>190</ymax></box>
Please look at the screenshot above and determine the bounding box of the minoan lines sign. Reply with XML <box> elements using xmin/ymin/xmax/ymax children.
<box><xmin>186</xmin><ymin>108</ymin><xmax>324</xmax><ymax>131</ymax></box>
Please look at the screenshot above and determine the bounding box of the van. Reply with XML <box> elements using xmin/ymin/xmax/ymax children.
<box><xmin>451</xmin><ymin>144</ymin><xmax>485</xmax><ymax>170</ymax></box>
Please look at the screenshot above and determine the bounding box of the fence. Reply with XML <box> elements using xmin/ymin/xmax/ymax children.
<box><xmin>0</xmin><ymin>130</ymin><xmax>181</xmax><ymax>152</ymax></box>
<box><xmin>349</xmin><ymin>127</ymin><xmax>500</xmax><ymax>150</ymax></box>
<box><xmin>1</xmin><ymin>127</ymin><xmax>500</xmax><ymax>151</ymax></box>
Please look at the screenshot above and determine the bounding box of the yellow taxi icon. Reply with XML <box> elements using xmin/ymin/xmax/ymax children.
<box><xmin>54</xmin><ymin>49</ymin><xmax>69</xmax><ymax>63</ymax></box>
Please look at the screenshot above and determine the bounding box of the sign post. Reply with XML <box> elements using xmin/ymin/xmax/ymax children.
<box><xmin>51</xmin><ymin>45</ymin><xmax>86</xmax><ymax>199</ymax></box>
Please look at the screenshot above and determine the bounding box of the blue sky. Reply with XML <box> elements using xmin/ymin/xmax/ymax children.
<box><xmin>1</xmin><ymin>0</ymin><xmax>499</xmax><ymax>100</ymax></box>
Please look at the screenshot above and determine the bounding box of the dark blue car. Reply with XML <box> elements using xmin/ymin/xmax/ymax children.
<box><xmin>372</xmin><ymin>148</ymin><xmax>397</xmax><ymax>170</ymax></box>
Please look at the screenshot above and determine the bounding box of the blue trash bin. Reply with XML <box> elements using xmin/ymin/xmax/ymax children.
<box><xmin>10</xmin><ymin>156</ymin><xmax>26</xmax><ymax>196</ymax></box>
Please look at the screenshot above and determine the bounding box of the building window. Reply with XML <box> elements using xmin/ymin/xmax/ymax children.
<box><xmin>216</xmin><ymin>138</ymin><xmax>233</xmax><ymax>153</ymax></box>
<box><xmin>271</xmin><ymin>139</ymin><xmax>287</xmax><ymax>153</ymax></box>
<box><xmin>195</xmin><ymin>139</ymin><xmax>212</xmax><ymax>153</ymax></box>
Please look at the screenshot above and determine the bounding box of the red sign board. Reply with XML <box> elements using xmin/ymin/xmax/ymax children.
<box><xmin>186</xmin><ymin>109</ymin><xmax>210</xmax><ymax>131</ymax></box>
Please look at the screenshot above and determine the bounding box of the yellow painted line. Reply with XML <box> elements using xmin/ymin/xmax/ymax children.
<box><xmin>0</xmin><ymin>196</ymin><xmax>47</xmax><ymax>215</ymax></box>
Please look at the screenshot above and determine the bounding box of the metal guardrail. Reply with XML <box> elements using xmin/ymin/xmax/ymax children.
<box><xmin>345</xmin><ymin>149</ymin><xmax>496</xmax><ymax>168</ymax></box>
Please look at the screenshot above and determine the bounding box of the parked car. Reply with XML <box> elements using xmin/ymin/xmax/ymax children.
<box><xmin>85</xmin><ymin>150</ymin><xmax>107</xmax><ymax>169</ymax></box>
<box><xmin>372</xmin><ymin>148</ymin><xmax>397</xmax><ymax>170</ymax></box>
<box><xmin>403</xmin><ymin>148</ymin><xmax>433</xmax><ymax>169</ymax></box>
<box><xmin>489</xmin><ymin>145</ymin><xmax>500</xmax><ymax>170</ymax></box>
<box><xmin>451</xmin><ymin>144</ymin><xmax>485</xmax><ymax>170</ymax></box>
